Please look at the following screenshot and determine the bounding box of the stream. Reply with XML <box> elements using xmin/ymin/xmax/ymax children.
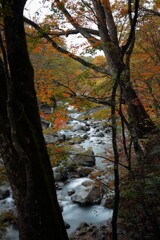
<box><xmin>58</xmin><ymin>106</ymin><xmax>113</xmax><ymax>234</ymax></box>
<box><xmin>0</xmin><ymin>105</ymin><xmax>113</xmax><ymax>239</ymax></box>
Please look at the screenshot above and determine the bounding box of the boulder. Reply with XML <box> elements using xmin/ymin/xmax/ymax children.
<box><xmin>71</xmin><ymin>148</ymin><xmax>96</xmax><ymax>167</ymax></box>
<box><xmin>71</xmin><ymin>183</ymin><xmax>102</xmax><ymax>205</ymax></box>
<box><xmin>101</xmin><ymin>191</ymin><xmax>115</xmax><ymax>209</ymax></box>
<box><xmin>76</xmin><ymin>166</ymin><xmax>93</xmax><ymax>177</ymax></box>
<box><xmin>53</xmin><ymin>166</ymin><xmax>68</xmax><ymax>182</ymax></box>
<box><xmin>81</xmin><ymin>179</ymin><xmax>94</xmax><ymax>187</ymax></box>
<box><xmin>43</xmin><ymin>133</ymin><xmax>59</xmax><ymax>144</ymax></box>
<box><xmin>72</xmin><ymin>124</ymin><xmax>90</xmax><ymax>132</ymax></box>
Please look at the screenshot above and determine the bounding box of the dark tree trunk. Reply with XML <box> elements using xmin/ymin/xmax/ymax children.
<box><xmin>0</xmin><ymin>1</ymin><xmax>68</xmax><ymax>240</ymax></box>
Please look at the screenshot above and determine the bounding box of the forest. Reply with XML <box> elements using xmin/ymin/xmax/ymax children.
<box><xmin>0</xmin><ymin>0</ymin><xmax>160</xmax><ymax>240</ymax></box>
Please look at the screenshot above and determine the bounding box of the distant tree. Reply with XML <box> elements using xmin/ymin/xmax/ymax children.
<box><xmin>0</xmin><ymin>0</ymin><xmax>68</xmax><ymax>239</ymax></box>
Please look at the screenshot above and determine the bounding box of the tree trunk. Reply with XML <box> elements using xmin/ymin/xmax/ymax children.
<box><xmin>1</xmin><ymin>1</ymin><xmax>68</xmax><ymax>239</ymax></box>
<box><xmin>120</xmin><ymin>67</ymin><xmax>156</xmax><ymax>138</ymax></box>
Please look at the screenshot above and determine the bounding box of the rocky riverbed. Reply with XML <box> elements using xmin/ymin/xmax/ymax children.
<box><xmin>0</xmin><ymin>105</ymin><xmax>114</xmax><ymax>239</ymax></box>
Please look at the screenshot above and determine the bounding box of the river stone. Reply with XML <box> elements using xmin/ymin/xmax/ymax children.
<box><xmin>68</xmin><ymin>189</ymin><xmax>75</xmax><ymax>196</ymax></box>
<box><xmin>71</xmin><ymin>148</ymin><xmax>96</xmax><ymax>167</ymax></box>
<box><xmin>72</xmin><ymin>124</ymin><xmax>89</xmax><ymax>132</ymax></box>
<box><xmin>68</xmin><ymin>137</ymin><xmax>84</xmax><ymax>145</ymax></box>
<box><xmin>43</xmin><ymin>133</ymin><xmax>59</xmax><ymax>144</ymax></box>
<box><xmin>53</xmin><ymin>166</ymin><xmax>68</xmax><ymax>181</ymax></box>
<box><xmin>81</xmin><ymin>179</ymin><xmax>94</xmax><ymax>187</ymax></box>
<box><xmin>71</xmin><ymin>184</ymin><xmax>102</xmax><ymax>205</ymax></box>
<box><xmin>76</xmin><ymin>166</ymin><xmax>93</xmax><ymax>177</ymax></box>
<box><xmin>99</xmin><ymin>121</ymin><xmax>111</xmax><ymax>130</ymax></box>
<box><xmin>96</xmin><ymin>132</ymin><xmax>105</xmax><ymax>137</ymax></box>
<box><xmin>82</xmin><ymin>134</ymin><xmax>88</xmax><ymax>139</ymax></box>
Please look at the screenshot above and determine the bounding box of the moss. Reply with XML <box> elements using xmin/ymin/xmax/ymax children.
<box><xmin>68</xmin><ymin>137</ymin><xmax>84</xmax><ymax>145</ymax></box>
<box><xmin>91</xmin><ymin>108</ymin><xmax>111</xmax><ymax>120</ymax></box>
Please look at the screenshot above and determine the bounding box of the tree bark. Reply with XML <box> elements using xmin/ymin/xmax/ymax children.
<box><xmin>1</xmin><ymin>1</ymin><xmax>68</xmax><ymax>239</ymax></box>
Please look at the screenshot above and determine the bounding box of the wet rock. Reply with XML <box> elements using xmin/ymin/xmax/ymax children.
<box><xmin>68</xmin><ymin>189</ymin><xmax>75</xmax><ymax>196</ymax></box>
<box><xmin>76</xmin><ymin>166</ymin><xmax>93</xmax><ymax>177</ymax></box>
<box><xmin>71</xmin><ymin>148</ymin><xmax>96</xmax><ymax>167</ymax></box>
<box><xmin>69</xmin><ymin>137</ymin><xmax>84</xmax><ymax>145</ymax></box>
<box><xmin>82</xmin><ymin>134</ymin><xmax>88</xmax><ymax>139</ymax></box>
<box><xmin>101</xmin><ymin>191</ymin><xmax>115</xmax><ymax>209</ymax></box>
<box><xmin>99</xmin><ymin>121</ymin><xmax>111</xmax><ymax>130</ymax></box>
<box><xmin>53</xmin><ymin>166</ymin><xmax>68</xmax><ymax>181</ymax></box>
<box><xmin>72</xmin><ymin>124</ymin><xmax>90</xmax><ymax>132</ymax></box>
<box><xmin>81</xmin><ymin>180</ymin><xmax>94</xmax><ymax>187</ymax></box>
<box><xmin>105</xmin><ymin>128</ymin><xmax>111</xmax><ymax>133</ymax></box>
<box><xmin>96</xmin><ymin>132</ymin><xmax>105</xmax><ymax>137</ymax></box>
<box><xmin>43</xmin><ymin>133</ymin><xmax>59</xmax><ymax>144</ymax></box>
<box><xmin>41</xmin><ymin>118</ymin><xmax>53</xmax><ymax>129</ymax></box>
<box><xmin>71</xmin><ymin>184</ymin><xmax>102</xmax><ymax>205</ymax></box>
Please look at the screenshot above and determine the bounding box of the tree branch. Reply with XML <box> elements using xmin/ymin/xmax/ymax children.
<box><xmin>48</xmin><ymin>28</ymin><xmax>99</xmax><ymax>37</ymax></box>
<box><xmin>54</xmin><ymin>0</ymin><xmax>100</xmax><ymax>46</ymax></box>
<box><xmin>101</xmin><ymin>0</ymin><xmax>118</xmax><ymax>44</ymax></box>
<box><xmin>24</xmin><ymin>17</ymin><xmax>110</xmax><ymax>75</ymax></box>
<box><xmin>121</xmin><ymin>0</ymin><xmax>139</xmax><ymax>57</ymax></box>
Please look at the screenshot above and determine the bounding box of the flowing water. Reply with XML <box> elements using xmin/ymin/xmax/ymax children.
<box><xmin>58</xmin><ymin>106</ymin><xmax>113</xmax><ymax>234</ymax></box>
<box><xmin>2</xmin><ymin>105</ymin><xmax>113</xmax><ymax>238</ymax></box>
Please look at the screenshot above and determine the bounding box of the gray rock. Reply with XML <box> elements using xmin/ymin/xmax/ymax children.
<box><xmin>68</xmin><ymin>189</ymin><xmax>75</xmax><ymax>196</ymax></box>
<box><xmin>72</xmin><ymin>124</ymin><xmax>90</xmax><ymax>132</ymax></box>
<box><xmin>76</xmin><ymin>166</ymin><xmax>93</xmax><ymax>177</ymax></box>
<box><xmin>71</xmin><ymin>148</ymin><xmax>96</xmax><ymax>167</ymax></box>
<box><xmin>43</xmin><ymin>133</ymin><xmax>59</xmax><ymax>144</ymax></box>
<box><xmin>53</xmin><ymin>166</ymin><xmax>68</xmax><ymax>181</ymax></box>
<box><xmin>82</xmin><ymin>134</ymin><xmax>88</xmax><ymax>139</ymax></box>
<box><xmin>71</xmin><ymin>184</ymin><xmax>102</xmax><ymax>205</ymax></box>
<box><xmin>41</xmin><ymin>118</ymin><xmax>53</xmax><ymax>129</ymax></box>
<box><xmin>81</xmin><ymin>179</ymin><xmax>94</xmax><ymax>187</ymax></box>
<box><xmin>68</xmin><ymin>137</ymin><xmax>84</xmax><ymax>145</ymax></box>
<box><xmin>96</xmin><ymin>132</ymin><xmax>105</xmax><ymax>137</ymax></box>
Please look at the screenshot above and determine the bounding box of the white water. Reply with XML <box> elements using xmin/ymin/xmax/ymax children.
<box><xmin>57</xmin><ymin>178</ymin><xmax>113</xmax><ymax>234</ymax></box>
<box><xmin>1</xmin><ymin>106</ymin><xmax>113</xmax><ymax>238</ymax></box>
<box><xmin>58</xmin><ymin>107</ymin><xmax>113</xmax><ymax>234</ymax></box>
